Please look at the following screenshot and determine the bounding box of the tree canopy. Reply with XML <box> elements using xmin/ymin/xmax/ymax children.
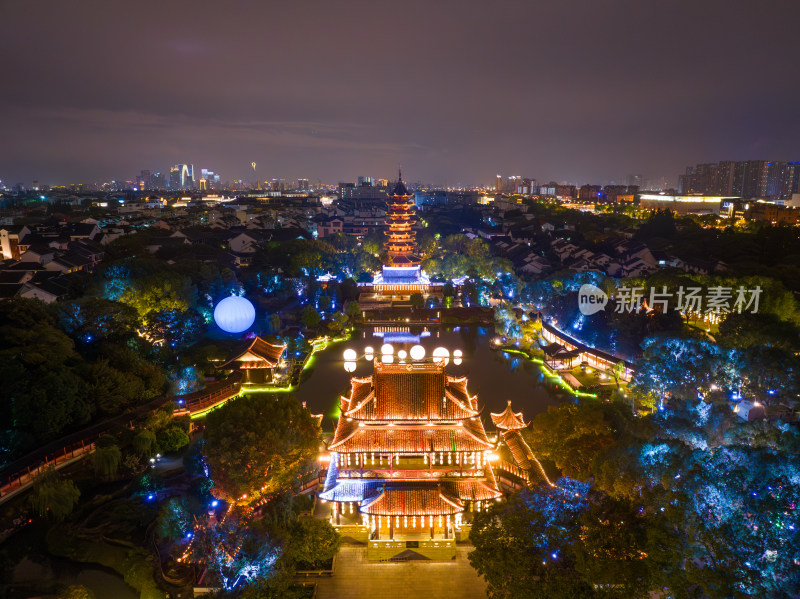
<box><xmin>204</xmin><ymin>395</ymin><xmax>320</xmax><ymax>501</ymax></box>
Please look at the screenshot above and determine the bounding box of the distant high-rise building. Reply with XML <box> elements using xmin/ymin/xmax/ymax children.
<box><xmin>297</xmin><ymin>178</ymin><xmax>310</xmax><ymax>191</ymax></box>
<box><xmin>578</xmin><ymin>184</ymin><xmax>602</xmax><ymax>201</ymax></box>
<box><xmin>678</xmin><ymin>159</ymin><xmax>796</xmax><ymax>198</ymax></box>
<box><xmin>357</xmin><ymin>176</ymin><xmax>374</xmax><ymax>187</ymax></box>
<box><xmin>139</xmin><ymin>170</ymin><xmax>152</xmax><ymax>190</ymax></box>
<box><xmin>627</xmin><ymin>174</ymin><xmax>643</xmax><ymax>188</ymax></box>
<box><xmin>338</xmin><ymin>182</ymin><xmax>356</xmax><ymax>198</ymax></box>
<box><xmin>170</xmin><ymin>164</ymin><xmax>194</xmax><ymax>189</ymax></box>
<box><xmin>495</xmin><ymin>175</ymin><xmax>522</xmax><ymax>193</ymax></box>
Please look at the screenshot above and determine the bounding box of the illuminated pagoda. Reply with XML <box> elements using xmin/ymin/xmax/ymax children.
<box><xmin>217</xmin><ymin>336</ymin><xmax>286</xmax><ymax>385</ymax></box>
<box><xmin>371</xmin><ymin>171</ymin><xmax>432</xmax><ymax>296</ymax></box>
<box><xmin>319</xmin><ymin>358</ymin><xmax>502</xmax><ymax>557</ymax></box>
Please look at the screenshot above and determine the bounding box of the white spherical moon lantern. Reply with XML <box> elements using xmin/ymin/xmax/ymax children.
<box><xmin>344</xmin><ymin>361</ymin><xmax>357</xmax><ymax>372</ymax></box>
<box><xmin>214</xmin><ymin>296</ymin><xmax>256</xmax><ymax>333</ymax></box>
<box><xmin>381</xmin><ymin>343</ymin><xmax>394</xmax><ymax>355</ymax></box>
<box><xmin>397</xmin><ymin>350</ymin><xmax>408</xmax><ymax>360</ymax></box>
<box><xmin>410</xmin><ymin>345</ymin><xmax>426</xmax><ymax>361</ymax></box>
<box><xmin>454</xmin><ymin>349</ymin><xmax>463</xmax><ymax>358</ymax></box>
<box><xmin>364</xmin><ymin>346</ymin><xmax>374</xmax><ymax>356</ymax></box>
<box><xmin>432</xmin><ymin>347</ymin><xmax>450</xmax><ymax>365</ymax></box>
<box><xmin>343</xmin><ymin>348</ymin><xmax>357</xmax><ymax>361</ymax></box>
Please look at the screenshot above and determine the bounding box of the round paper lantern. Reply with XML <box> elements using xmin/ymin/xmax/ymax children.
<box><xmin>344</xmin><ymin>361</ymin><xmax>356</xmax><ymax>372</ymax></box>
<box><xmin>398</xmin><ymin>350</ymin><xmax>408</xmax><ymax>360</ymax></box>
<box><xmin>381</xmin><ymin>343</ymin><xmax>394</xmax><ymax>355</ymax></box>
<box><xmin>381</xmin><ymin>354</ymin><xmax>394</xmax><ymax>364</ymax></box>
<box><xmin>410</xmin><ymin>345</ymin><xmax>426</xmax><ymax>360</ymax></box>
<box><xmin>453</xmin><ymin>349</ymin><xmax>463</xmax><ymax>357</ymax></box>
<box><xmin>343</xmin><ymin>348</ymin><xmax>357</xmax><ymax>361</ymax></box>
<box><xmin>364</xmin><ymin>346</ymin><xmax>374</xmax><ymax>356</ymax></box>
<box><xmin>214</xmin><ymin>296</ymin><xmax>256</xmax><ymax>333</ymax></box>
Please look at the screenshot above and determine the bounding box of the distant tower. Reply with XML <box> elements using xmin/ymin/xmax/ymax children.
<box><xmin>384</xmin><ymin>170</ymin><xmax>421</xmax><ymax>267</ymax></box>
<box><xmin>371</xmin><ymin>170</ymin><xmax>430</xmax><ymax>296</ymax></box>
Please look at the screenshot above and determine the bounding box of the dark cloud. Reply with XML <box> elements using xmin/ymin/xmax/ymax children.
<box><xmin>1</xmin><ymin>0</ymin><xmax>799</xmax><ymax>186</ymax></box>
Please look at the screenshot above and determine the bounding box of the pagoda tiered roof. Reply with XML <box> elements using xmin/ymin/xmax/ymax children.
<box><xmin>339</xmin><ymin>361</ymin><xmax>480</xmax><ymax>422</ymax></box>
<box><xmin>218</xmin><ymin>336</ymin><xmax>286</xmax><ymax>369</ymax></box>
<box><xmin>490</xmin><ymin>400</ymin><xmax>528</xmax><ymax>430</ymax></box>
<box><xmin>328</xmin><ymin>419</ymin><xmax>494</xmax><ymax>453</ymax></box>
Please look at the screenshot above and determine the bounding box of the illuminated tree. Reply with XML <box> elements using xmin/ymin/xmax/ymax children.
<box><xmin>119</xmin><ymin>272</ymin><xmax>197</xmax><ymax>323</ymax></box>
<box><xmin>155</xmin><ymin>497</ymin><xmax>191</xmax><ymax>542</ymax></box>
<box><xmin>204</xmin><ymin>395</ymin><xmax>320</xmax><ymax>501</ymax></box>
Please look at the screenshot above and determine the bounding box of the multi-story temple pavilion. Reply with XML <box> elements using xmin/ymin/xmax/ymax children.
<box><xmin>370</xmin><ymin>172</ymin><xmax>433</xmax><ymax>297</ymax></box>
<box><xmin>319</xmin><ymin>358</ymin><xmax>502</xmax><ymax>558</ymax></box>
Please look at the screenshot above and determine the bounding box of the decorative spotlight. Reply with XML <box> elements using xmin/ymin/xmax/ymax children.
<box><xmin>343</xmin><ymin>348</ymin><xmax>357</xmax><ymax>361</ymax></box>
<box><xmin>398</xmin><ymin>350</ymin><xmax>408</xmax><ymax>360</ymax></box>
<box><xmin>410</xmin><ymin>345</ymin><xmax>426</xmax><ymax>360</ymax></box>
<box><xmin>344</xmin><ymin>361</ymin><xmax>356</xmax><ymax>372</ymax></box>
<box><xmin>381</xmin><ymin>343</ymin><xmax>394</xmax><ymax>355</ymax></box>
<box><xmin>432</xmin><ymin>347</ymin><xmax>450</xmax><ymax>365</ymax></box>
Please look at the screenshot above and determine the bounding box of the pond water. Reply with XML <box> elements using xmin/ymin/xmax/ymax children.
<box><xmin>12</xmin><ymin>556</ymin><xmax>138</xmax><ymax>599</ymax></box>
<box><xmin>293</xmin><ymin>326</ymin><xmax>569</xmax><ymax>430</ymax></box>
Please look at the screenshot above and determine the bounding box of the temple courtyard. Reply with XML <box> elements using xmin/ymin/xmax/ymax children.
<box><xmin>314</xmin><ymin>545</ymin><xmax>488</xmax><ymax>599</ymax></box>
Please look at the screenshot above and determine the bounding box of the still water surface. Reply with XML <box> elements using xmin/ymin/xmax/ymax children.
<box><xmin>293</xmin><ymin>326</ymin><xmax>568</xmax><ymax>429</ymax></box>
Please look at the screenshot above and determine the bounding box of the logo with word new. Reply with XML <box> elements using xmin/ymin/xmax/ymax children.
<box><xmin>578</xmin><ymin>284</ymin><xmax>608</xmax><ymax>315</ymax></box>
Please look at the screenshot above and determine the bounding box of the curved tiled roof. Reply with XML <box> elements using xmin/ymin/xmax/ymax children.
<box><xmin>490</xmin><ymin>400</ymin><xmax>528</xmax><ymax>430</ymax></box>
<box><xmin>328</xmin><ymin>422</ymin><xmax>494</xmax><ymax>453</ymax></box>
<box><xmin>343</xmin><ymin>362</ymin><xmax>479</xmax><ymax>421</ymax></box>
<box><xmin>218</xmin><ymin>336</ymin><xmax>286</xmax><ymax>369</ymax></box>
<box><xmin>360</xmin><ymin>485</ymin><xmax>463</xmax><ymax>516</ymax></box>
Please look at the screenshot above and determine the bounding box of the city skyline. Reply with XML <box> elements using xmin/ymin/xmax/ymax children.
<box><xmin>2</xmin><ymin>0</ymin><xmax>800</xmax><ymax>186</ymax></box>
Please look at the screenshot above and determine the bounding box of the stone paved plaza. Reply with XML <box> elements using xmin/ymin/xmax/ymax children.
<box><xmin>314</xmin><ymin>545</ymin><xmax>488</xmax><ymax>599</ymax></box>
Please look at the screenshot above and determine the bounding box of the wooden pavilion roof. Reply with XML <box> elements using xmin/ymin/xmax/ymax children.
<box><xmin>218</xmin><ymin>336</ymin><xmax>286</xmax><ymax>369</ymax></box>
<box><xmin>490</xmin><ymin>400</ymin><xmax>528</xmax><ymax>430</ymax></box>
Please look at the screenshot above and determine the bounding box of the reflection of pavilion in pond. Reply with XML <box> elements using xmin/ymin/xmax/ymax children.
<box><xmin>319</xmin><ymin>358</ymin><xmax>502</xmax><ymax>559</ymax></box>
<box><xmin>370</xmin><ymin>327</ymin><xmax>432</xmax><ymax>345</ymax></box>
<box><xmin>217</xmin><ymin>336</ymin><xmax>286</xmax><ymax>384</ymax></box>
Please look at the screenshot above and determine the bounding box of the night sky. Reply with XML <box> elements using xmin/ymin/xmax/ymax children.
<box><xmin>2</xmin><ymin>0</ymin><xmax>799</xmax><ymax>187</ymax></box>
